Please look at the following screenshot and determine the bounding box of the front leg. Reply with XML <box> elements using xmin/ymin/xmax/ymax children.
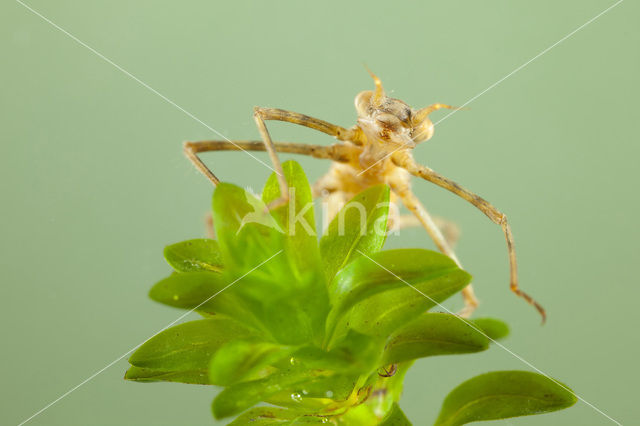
<box><xmin>253</xmin><ymin>108</ymin><xmax>289</xmax><ymax>210</ymax></box>
<box><xmin>253</xmin><ymin>107</ymin><xmax>363</xmax><ymax>210</ymax></box>
<box><xmin>185</xmin><ymin>140</ymin><xmax>353</xmax><ymax>238</ymax></box>
<box><xmin>183</xmin><ymin>139</ymin><xmax>353</xmax><ymax>186</ymax></box>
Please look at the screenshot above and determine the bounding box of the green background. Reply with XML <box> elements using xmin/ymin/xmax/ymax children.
<box><xmin>1</xmin><ymin>1</ymin><xmax>637</xmax><ymax>424</ymax></box>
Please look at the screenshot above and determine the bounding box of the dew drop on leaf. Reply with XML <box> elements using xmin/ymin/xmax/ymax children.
<box><xmin>291</xmin><ymin>392</ymin><xmax>302</xmax><ymax>402</ymax></box>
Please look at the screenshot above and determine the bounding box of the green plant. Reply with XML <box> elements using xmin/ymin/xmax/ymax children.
<box><xmin>125</xmin><ymin>161</ymin><xmax>576</xmax><ymax>424</ymax></box>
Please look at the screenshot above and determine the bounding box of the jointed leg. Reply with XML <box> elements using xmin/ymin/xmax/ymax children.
<box><xmin>252</xmin><ymin>107</ymin><xmax>363</xmax><ymax>209</ymax></box>
<box><xmin>183</xmin><ymin>140</ymin><xmax>351</xmax><ymax>185</ymax></box>
<box><xmin>185</xmin><ymin>106</ymin><xmax>359</xmax><ymax>189</ymax></box>
<box><xmin>390</xmin><ymin>184</ymin><xmax>479</xmax><ymax>317</ymax></box>
<box><xmin>252</xmin><ymin>109</ymin><xmax>289</xmax><ymax>209</ymax></box>
<box><xmin>396</xmin><ymin>214</ymin><xmax>460</xmax><ymax>247</ymax></box>
<box><xmin>187</xmin><ymin>140</ymin><xmax>348</xmax><ymax>239</ymax></box>
<box><xmin>392</xmin><ymin>151</ymin><xmax>545</xmax><ymax>322</ymax></box>
<box><xmin>205</xmin><ymin>212</ymin><xmax>215</xmax><ymax>239</ymax></box>
<box><xmin>253</xmin><ymin>107</ymin><xmax>363</xmax><ymax>144</ymax></box>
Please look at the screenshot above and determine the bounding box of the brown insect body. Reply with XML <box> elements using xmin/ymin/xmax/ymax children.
<box><xmin>314</xmin><ymin>155</ymin><xmax>410</xmax><ymax>227</ymax></box>
<box><xmin>183</xmin><ymin>72</ymin><xmax>546</xmax><ymax>321</ymax></box>
<box><xmin>314</xmin><ymin>74</ymin><xmax>437</xmax><ymax>224</ymax></box>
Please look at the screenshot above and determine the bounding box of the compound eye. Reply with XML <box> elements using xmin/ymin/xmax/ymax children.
<box><xmin>400</xmin><ymin>107</ymin><xmax>412</xmax><ymax>124</ymax></box>
<box><xmin>412</xmin><ymin>119</ymin><xmax>435</xmax><ymax>143</ymax></box>
<box><xmin>355</xmin><ymin>91</ymin><xmax>373</xmax><ymax>117</ymax></box>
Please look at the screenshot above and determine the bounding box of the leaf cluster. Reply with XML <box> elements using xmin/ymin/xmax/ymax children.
<box><xmin>125</xmin><ymin>161</ymin><xmax>576</xmax><ymax>424</ymax></box>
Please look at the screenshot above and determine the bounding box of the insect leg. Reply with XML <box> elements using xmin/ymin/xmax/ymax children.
<box><xmin>253</xmin><ymin>107</ymin><xmax>362</xmax><ymax>210</ymax></box>
<box><xmin>253</xmin><ymin>107</ymin><xmax>362</xmax><ymax>143</ymax></box>
<box><xmin>205</xmin><ymin>213</ymin><xmax>215</xmax><ymax>239</ymax></box>
<box><xmin>396</xmin><ymin>214</ymin><xmax>460</xmax><ymax>247</ymax></box>
<box><xmin>185</xmin><ymin>141</ymin><xmax>349</xmax><ymax>238</ymax></box>
<box><xmin>183</xmin><ymin>140</ymin><xmax>350</xmax><ymax>185</ymax></box>
<box><xmin>392</xmin><ymin>151</ymin><xmax>545</xmax><ymax>322</ymax></box>
<box><xmin>390</xmin><ymin>184</ymin><xmax>479</xmax><ymax>317</ymax></box>
<box><xmin>253</xmin><ymin>112</ymin><xmax>289</xmax><ymax>209</ymax></box>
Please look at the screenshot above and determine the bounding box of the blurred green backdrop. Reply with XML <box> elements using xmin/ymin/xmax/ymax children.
<box><xmin>1</xmin><ymin>1</ymin><xmax>637</xmax><ymax>424</ymax></box>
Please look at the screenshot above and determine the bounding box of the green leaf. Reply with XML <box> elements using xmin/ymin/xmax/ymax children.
<box><xmin>319</xmin><ymin>185</ymin><xmax>390</xmax><ymax>281</ymax></box>
<box><xmin>209</xmin><ymin>340</ymin><xmax>294</xmax><ymax>386</ymax></box>
<box><xmin>127</xmin><ymin>318</ymin><xmax>255</xmax><ymax>384</ymax></box>
<box><xmin>124</xmin><ymin>366</ymin><xmax>210</xmax><ymax>385</ymax></box>
<box><xmin>472</xmin><ymin>318</ymin><xmax>510</xmax><ymax>341</ymax></box>
<box><xmin>382</xmin><ymin>313</ymin><xmax>489</xmax><ymax>365</ymax></box>
<box><xmin>345</xmin><ymin>285</ymin><xmax>428</xmax><ymax>339</ymax></box>
<box><xmin>262</xmin><ymin>295</ymin><xmax>321</xmax><ymax>345</ymax></box>
<box><xmin>149</xmin><ymin>271</ymin><xmax>234</xmax><ymax>313</ymax></box>
<box><xmin>148</xmin><ymin>271</ymin><xmax>259</xmax><ymax>328</ymax></box>
<box><xmin>262</xmin><ymin>161</ymin><xmax>330</xmax><ymax>345</ymax></box>
<box><xmin>326</xmin><ymin>249</ymin><xmax>471</xmax><ymax>344</ymax></box>
<box><xmin>272</xmin><ymin>373</ymin><xmax>358</xmax><ymax>402</ymax></box>
<box><xmin>434</xmin><ymin>370</ymin><xmax>577</xmax><ymax>425</ymax></box>
<box><xmin>212</xmin><ymin>182</ymin><xmax>328</xmax><ymax>345</ymax></box>
<box><xmin>262</xmin><ymin>160</ymin><xmax>322</xmax><ymax>276</ymax></box>
<box><xmin>212</xmin><ymin>183</ymin><xmax>286</xmax><ymax>273</ymax></box>
<box><xmin>212</xmin><ymin>368</ymin><xmax>332</xmax><ymax>419</ymax></box>
<box><xmin>367</xmin><ymin>362</ymin><xmax>413</xmax><ymax>417</ymax></box>
<box><xmin>163</xmin><ymin>239</ymin><xmax>223</xmax><ymax>273</ymax></box>
<box><xmin>292</xmin><ymin>330</ymin><xmax>384</xmax><ymax>373</ymax></box>
<box><xmin>228</xmin><ymin>407</ymin><xmax>328</xmax><ymax>424</ymax></box>
<box><xmin>380</xmin><ymin>403</ymin><xmax>412</xmax><ymax>425</ymax></box>
<box><xmin>336</xmin><ymin>404</ymin><xmax>379</xmax><ymax>425</ymax></box>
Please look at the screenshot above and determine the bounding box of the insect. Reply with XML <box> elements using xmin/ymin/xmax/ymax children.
<box><xmin>184</xmin><ymin>71</ymin><xmax>545</xmax><ymax>321</ymax></box>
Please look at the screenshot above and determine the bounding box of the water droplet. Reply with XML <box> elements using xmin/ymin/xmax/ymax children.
<box><xmin>289</xmin><ymin>357</ymin><xmax>298</xmax><ymax>366</ymax></box>
<box><xmin>302</xmin><ymin>389</ymin><xmax>309</xmax><ymax>395</ymax></box>
<box><xmin>172</xmin><ymin>295</ymin><xmax>179</xmax><ymax>301</ymax></box>
<box><xmin>290</xmin><ymin>392</ymin><xmax>302</xmax><ymax>402</ymax></box>
<box><xmin>321</xmin><ymin>419</ymin><xmax>329</xmax><ymax>424</ymax></box>
<box><xmin>325</xmin><ymin>390</ymin><xmax>334</xmax><ymax>398</ymax></box>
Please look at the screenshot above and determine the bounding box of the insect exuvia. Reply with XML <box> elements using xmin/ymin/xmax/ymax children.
<box><xmin>184</xmin><ymin>71</ymin><xmax>545</xmax><ymax>321</ymax></box>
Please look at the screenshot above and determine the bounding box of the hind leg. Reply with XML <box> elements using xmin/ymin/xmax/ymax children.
<box><xmin>205</xmin><ymin>212</ymin><xmax>215</xmax><ymax>239</ymax></box>
<box><xmin>392</xmin><ymin>152</ymin><xmax>545</xmax><ymax>321</ymax></box>
<box><xmin>396</xmin><ymin>215</ymin><xmax>460</xmax><ymax>248</ymax></box>
<box><xmin>390</xmin><ymin>185</ymin><xmax>479</xmax><ymax>317</ymax></box>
